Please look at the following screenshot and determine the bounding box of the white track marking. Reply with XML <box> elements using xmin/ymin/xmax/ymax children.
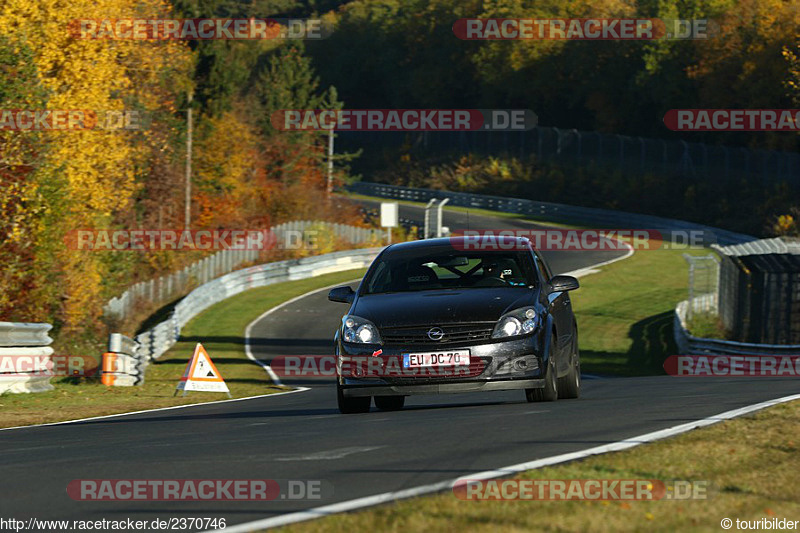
<box><xmin>273</xmin><ymin>446</ymin><xmax>385</xmax><ymax>462</ymax></box>
<box><xmin>216</xmin><ymin>392</ymin><xmax>800</xmax><ymax>532</ymax></box>
<box><xmin>244</xmin><ymin>278</ymin><xmax>362</xmax><ymax>387</ymax></box>
<box><xmin>0</xmin><ymin>277</ymin><xmax>357</xmax><ymax>432</ymax></box>
<box><xmin>0</xmin><ymin>387</ymin><xmax>309</xmax><ymax>432</ymax></box>
<box><xmin>562</xmin><ymin>238</ymin><xmax>635</xmax><ymax>278</ymax></box>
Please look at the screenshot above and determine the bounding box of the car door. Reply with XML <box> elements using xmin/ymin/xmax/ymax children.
<box><xmin>535</xmin><ymin>251</ymin><xmax>573</xmax><ymax>375</ymax></box>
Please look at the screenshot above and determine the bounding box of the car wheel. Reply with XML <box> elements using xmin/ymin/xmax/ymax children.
<box><xmin>558</xmin><ymin>334</ymin><xmax>580</xmax><ymax>399</ymax></box>
<box><xmin>526</xmin><ymin>335</ymin><xmax>558</xmax><ymax>402</ymax></box>
<box><xmin>337</xmin><ymin>383</ymin><xmax>371</xmax><ymax>413</ymax></box>
<box><xmin>374</xmin><ymin>395</ymin><xmax>405</xmax><ymax>411</ymax></box>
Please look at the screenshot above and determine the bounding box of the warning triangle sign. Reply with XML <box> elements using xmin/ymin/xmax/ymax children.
<box><xmin>175</xmin><ymin>343</ymin><xmax>231</xmax><ymax>397</ymax></box>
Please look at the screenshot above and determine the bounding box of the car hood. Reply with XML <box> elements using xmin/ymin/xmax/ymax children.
<box><xmin>353</xmin><ymin>288</ymin><xmax>537</xmax><ymax>327</ymax></box>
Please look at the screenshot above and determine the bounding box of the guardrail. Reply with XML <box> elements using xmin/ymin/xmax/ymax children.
<box><xmin>0</xmin><ymin>322</ymin><xmax>54</xmax><ymax>393</ymax></box>
<box><xmin>102</xmin><ymin>333</ymin><xmax>146</xmax><ymax>386</ymax></box>
<box><xmin>133</xmin><ymin>248</ymin><xmax>382</xmax><ymax>361</ymax></box>
<box><xmin>673</xmin><ymin>295</ymin><xmax>800</xmax><ymax>355</ymax></box>
<box><xmin>0</xmin><ymin>322</ymin><xmax>53</xmax><ymax>347</ymax></box>
<box><xmin>105</xmin><ymin>220</ymin><xmax>381</xmax><ymax>322</ymax></box>
<box><xmin>347</xmin><ymin>181</ymin><xmax>755</xmax><ymax>246</ymax></box>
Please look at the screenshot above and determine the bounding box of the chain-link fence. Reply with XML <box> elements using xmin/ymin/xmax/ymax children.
<box><xmin>683</xmin><ymin>254</ymin><xmax>720</xmax><ymax>323</ymax></box>
<box><xmin>338</xmin><ymin>127</ymin><xmax>800</xmax><ymax>185</ymax></box>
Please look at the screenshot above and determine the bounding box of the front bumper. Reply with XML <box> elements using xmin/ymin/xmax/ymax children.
<box><xmin>341</xmin><ymin>378</ymin><xmax>545</xmax><ymax>397</ymax></box>
<box><xmin>338</xmin><ymin>334</ymin><xmax>546</xmax><ymax>397</ymax></box>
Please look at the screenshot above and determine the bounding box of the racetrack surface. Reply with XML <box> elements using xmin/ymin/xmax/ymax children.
<box><xmin>1</xmin><ymin>203</ymin><xmax>798</xmax><ymax>530</ymax></box>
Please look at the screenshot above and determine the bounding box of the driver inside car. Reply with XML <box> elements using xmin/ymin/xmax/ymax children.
<box><xmin>481</xmin><ymin>258</ymin><xmax>526</xmax><ymax>285</ymax></box>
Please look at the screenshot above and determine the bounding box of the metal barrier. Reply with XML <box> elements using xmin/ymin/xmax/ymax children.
<box><xmin>102</xmin><ymin>333</ymin><xmax>145</xmax><ymax>386</ymax></box>
<box><xmin>0</xmin><ymin>322</ymin><xmax>53</xmax><ymax>346</ymax></box>
<box><xmin>713</xmin><ymin>239</ymin><xmax>800</xmax><ymax>345</ymax></box>
<box><xmin>105</xmin><ymin>220</ymin><xmax>381</xmax><ymax>322</ymax></box>
<box><xmin>0</xmin><ymin>322</ymin><xmax>54</xmax><ymax>393</ymax></box>
<box><xmin>133</xmin><ymin>248</ymin><xmax>382</xmax><ymax>361</ymax></box>
<box><xmin>674</xmin><ymin>295</ymin><xmax>800</xmax><ymax>355</ymax></box>
<box><xmin>347</xmin><ymin>181</ymin><xmax>755</xmax><ymax>246</ymax></box>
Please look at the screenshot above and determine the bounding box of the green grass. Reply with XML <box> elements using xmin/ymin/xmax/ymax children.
<box><xmin>574</xmin><ymin>244</ymin><xmax>708</xmax><ymax>376</ymax></box>
<box><xmin>274</xmin><ymin>400</ymin><xmax>800</xmax><ymax>533</ymax></box>
<box><xmin>0</xmin><ymin>269</ymin><xmax>365</xmax><ymax>428</ymax></box>
<box><xmin>686</xmin><ymin>311</ymin><xmax>728</xmax><ymax>339</ymax></box>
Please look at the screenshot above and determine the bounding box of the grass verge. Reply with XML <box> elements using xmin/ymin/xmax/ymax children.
<box><xmin>687</xmin><ymin>311</ymin><xmax>729</xmax><ymax>340</ymax></box>
<box><xmin>275</xmin><ymin>400</ymin><xmax>800</xmax><ymax>533</ymax></box>
<box><xmin>0</xmin><ymin>269</ymin><xmax>365</xmax><ymax>429</ymax></box>
<box><xmin>574</xmin><ymin>243</ymin><xmax>709</xmax><ymax>376</ymax></box>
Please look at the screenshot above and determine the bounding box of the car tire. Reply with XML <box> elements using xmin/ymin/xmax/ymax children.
<box><xmin>337</xmin><ymin>383</ymin><xmax>371</xmax><ymax>414</ymax></box>
<box><xmin>558</xmin><ymin>334</ymin><xmax>580</xmax><ymax>399</ymax></box>
<box><xmin>526</xmin><ymin>335</ymin><xmax>558</xmax><ymax>402</ymax></box>
<box><xmin>374</xmin><ymin>395</ymin><xmax>405</xmax><ymax>411</ymax></box>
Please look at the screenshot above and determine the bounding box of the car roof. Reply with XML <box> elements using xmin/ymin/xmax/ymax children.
<box><xmin>384</xmin><ymin>236</ymin><xmax>533</xmax><ymax>253</ymax></box>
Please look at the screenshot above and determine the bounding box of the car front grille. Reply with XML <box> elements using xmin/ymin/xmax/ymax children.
<box><xmin>346</xmin><ymin>355</ymin><xmax>491</xmax><ymax>380</ymax></box>
<box><xmin>380</xmin><ymin>323</ymin><xmax>495</xmax><ymax>345</ymax></box>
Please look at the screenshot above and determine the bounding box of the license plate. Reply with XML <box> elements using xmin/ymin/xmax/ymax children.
<box><xmin>402</xmin><ymin>350</ymin><xmax>471</xmax><ymax>368</ymax></box>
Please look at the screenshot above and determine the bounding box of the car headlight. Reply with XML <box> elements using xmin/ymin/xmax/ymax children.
<box><xmin>492</xmin><ymin>307</ymin><xmax>538</xmax><ymax>338</ymax></box>
<box><xmin>342</xmin><ymin>315</ymin><xmax>382</xmax><ymax>344</ymax></box>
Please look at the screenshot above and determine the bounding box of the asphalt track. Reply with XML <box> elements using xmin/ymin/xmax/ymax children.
<box><xmin>1</xmin><ymin>202</ymin><xmax>798</xmax><ymax>531</ymax></box>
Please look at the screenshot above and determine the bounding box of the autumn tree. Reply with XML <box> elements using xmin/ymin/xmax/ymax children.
<box><xmin>0</xmin><ymin>0</ymin><xmax>192</xmax><ymax>330</ymax></box>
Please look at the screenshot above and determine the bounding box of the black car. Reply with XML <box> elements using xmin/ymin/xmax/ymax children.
<box><xmin>328</xmin><ymin>236</ymin><xmax>581</xmax><ymax>413</ymax></box>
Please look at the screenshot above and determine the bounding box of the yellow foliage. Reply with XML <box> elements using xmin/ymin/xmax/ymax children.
<box><xmin>195</xmin><ymin>111</ymin><xmax>259</xmax><ymax>199</ymax></box>
<box><xmin>774</xmin><ymin>214</ymin><xmax>797</xmax><ymax>236</ymax></box>
<box><xmin>0</xmin><ymin>0</ymin><xmax>192</xmax><ymax>327</ymax></box>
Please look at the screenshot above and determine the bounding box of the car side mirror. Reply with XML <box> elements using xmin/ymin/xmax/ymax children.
<box><xmin>549</xmin><ymin>275</ymin><xmax>580</xmax><ymax>292</ymax></box>
<box><xmin>328</xmin><ymin>286</ymin><xmax>355</xmax><ymax>304</ymax></box>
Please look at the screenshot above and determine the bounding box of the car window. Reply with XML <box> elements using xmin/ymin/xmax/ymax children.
<box><xmin>362</xmin><ymin>249</ymin><xmax>537</xmax><ymax>294</ymax></box>
<box><xmin>366</xmin><ymin>261</ymin><xmax>392</xmax><ymax>293</ymax></box>
<box><xmin>424</xmin><ymin>258</ymin><xmax>483</xmax><ymax>280</ymax></box>
<box><xmin>535</xmin><ymin>251</ymin><xmax>553</xmax><ymax>281</ymax></box>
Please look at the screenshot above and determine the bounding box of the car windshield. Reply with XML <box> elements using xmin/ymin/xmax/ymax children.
<box><xmin>361</xmin><ymin>249</ymin><xmax>537</xmax><ymax>294</ymax></box>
